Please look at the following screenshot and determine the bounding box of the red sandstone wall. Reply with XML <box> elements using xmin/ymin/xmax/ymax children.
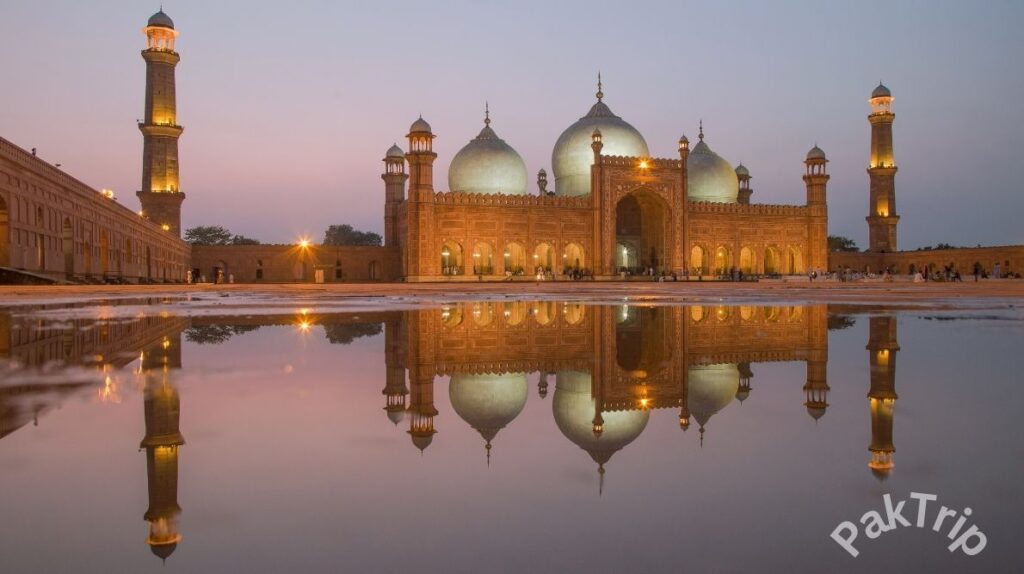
<box><xmin>190</xmin><ymin>244</ymin><xmax>401</xmax><ymax>283</ymax></box>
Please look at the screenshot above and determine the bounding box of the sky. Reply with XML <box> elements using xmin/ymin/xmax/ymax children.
<box><xmin>1</xmin><ymin>0</ymin><xmax>1021</xmax><ymax>248</ymax></box>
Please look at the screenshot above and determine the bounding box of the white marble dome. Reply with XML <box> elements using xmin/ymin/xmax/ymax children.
<box><xmin>449</xmin><ymin>372</ymin><xmax>529</xmax><ymax>444</ymax></box>
<box><xmin>552</xmin><ymin>88</ymin><xmax>649</xmax><ymax>197</ymax></box>
<box><xmin>688</xmin><ymin>364</ymin><xmax>740</xmax><ymax>431</ymax></box>
<box><xmin>448</xmin><ymin>114</ymin><xmax>528</xmax><ymax>196</ymax></box>
<box><xmin>552</xmin><ymin>371</ymin><xmax>649</xmax><ymax>466</ymax></box>
<box><xmin>688</xmin><ymin>134</ymin><xmax>738</xmax><ymax>203</ymax></box>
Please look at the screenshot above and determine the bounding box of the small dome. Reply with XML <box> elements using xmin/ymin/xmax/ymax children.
<box><xmin>871</xmin><ymin>83</ymin><xmax>891</xmax><ymax>99</ymax></box>
<box><xmin>409</xmin><ymin>116</ymin><xmax>432</xmax><ymax>134</ymax></box>
<box><xmin>688</xmin><ymin>135</ymin><xmax>739</xmax><ymax>203</ymax></box>
<box><xmin>448</xmin><ymin>112</ymin><xmax>528</xmax><ymax>195</ymax></box>
<box><xmin>552</xmin><ymin>371</ymin><xmax>649</xmax><ymax>466</ymax></box>
<box><xmin>806</xmin><ymin>405</ymin><xmax>827</xmax><ymax>420</ymax></box>
<box><xmin>552</xmin><ymin>84</ymin><xmax>649</xmax><ymax>197</ymax></box>
<box><xmin>385</xmin><ymin>143</ymin><xmax>404</xmax><ymax>159</ymax></box>
<box><xmin>147</xmin><ymin>10</ymin><xmax>175</xmax><ymax>30</ymax></box>
<box><xmin>386</xmin><ymin>409</ymin><xmax>405</xmax><ymax>425</ymax></box>
<box><xmin>806</xmin><ymin>145</ymin><xmax>827</xmax><ymax>161</ymax></box>
<box><xmin>735</xmin><ymin>387</ymin><xmax>751</xmax><ymax>403</ymax></box>
<box><xmin>734</xmin><ymin>163</ymin><xmax>749</xmax><ymax>177</ymax></box>
<box><xmin>411</xmin><ymin>433</ymin><xmax>434</xmax><ymax>452</ymax></box>
<box><xmin>150</xmin><ymin>543</ymin><xmax>177</xmax><ymax>560</ymax></box>
<box><xmin>449</xmin><ymin>372</ymin><xmax>528</xmax><ymax>443</ymax></box>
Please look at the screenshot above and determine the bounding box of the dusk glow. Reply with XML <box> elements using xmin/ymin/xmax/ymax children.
<box><xmin>2</xmin><ymin>1</ymin><xmax>1021</xmax><ymax>247</ymax></box>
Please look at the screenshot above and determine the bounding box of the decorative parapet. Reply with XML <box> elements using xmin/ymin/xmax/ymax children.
<box><xmin>688</xmin><ymin>201</ymin><xmax>810</xmax><ymax>216</ymax></box>
<box><xmin>598</xmin><ymin>155</ymin><xmax>681</xmax><ymax>170</ymax></box>
<box><xmin>434</xmin><ymin>190</ymin><xmax>592</xmax><ymax>208</ymax></box>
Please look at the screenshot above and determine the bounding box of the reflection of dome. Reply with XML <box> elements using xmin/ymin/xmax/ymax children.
<box><xmin>688</xmin><ymin>364</ymin><xmax>740</xmax><ymax>435</ymax></box>
<box><xmin>411</xmin><ymin>434</ymin><xmax>434</xmax><ymax>451</ymax></box>
<box><xmin>688</xmin><ymin>131</ymin><xmax>738</xmax><ymax>203</ymax></box>
<box><xmin>448</xmin><ymin>110</ymin><xmax>528</xmax><ymax>195</ymax></box>
<box><xmin>410</xmin><ymin>116</ymin><xmax>432</xmax><ymax>134</ymax></box>
<box><xmin>147</xmin><ymin>11</ymin><xmax>175</xmax><ymax>29</ymax></box>
<box><xmin>386</xmin><ymin>143</ymin><xmax>404</xmax><ymax>159</ymax></box>
<box><xmin>386</xmin><ymin>409</ymin><xmax>406</xmax><ymax>425</ymax></box>
<box><xmin>871</xmin><ymin>83</ymin><xmax>891</xmax><ymax>99</ymax></box>
<box><xmin>150</xmin><ymin>543</ymin><xmax>177</xmax><ymax>560</ymax></box>
<box><xmin>552</xmin><ymin>83</ymin><xmax>649</xmax><ymax>197</ymax></box>
<box><xmin>806</xmin><ymin>405</ymin><xmax>827</xmax><ymax>420</ymax></box>
<box><xmin>552</xmin><ymin>371</ymin><xmax>649</xmax><ymax>466</ymax></box>
<box><xmin>449</xmin><ymin>373</ymin><xmax>528</xmax><ymax>445</ymax></box>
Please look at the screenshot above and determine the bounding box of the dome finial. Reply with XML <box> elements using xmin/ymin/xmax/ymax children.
<box><xmin>598</xmin><ymin>464</ymin><xmax>606</xmax><ymax>496</ymax></box>
<box><xmin>698</xmin><ymin>119</ymin><xmax>704</xmax><ymax>142</ymax></box>
<box><xmin>484</xmin><ymin>101</ymin><xmax>490</xmax><ymax>127</ymax></box>
<box><xmin>596</xmin><ymin>71</ymin><xmax>604</xmax><ymax>103</ymax></box>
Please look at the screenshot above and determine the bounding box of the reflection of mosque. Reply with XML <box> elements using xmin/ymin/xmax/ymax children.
<box><xmin>379</xmin><ymin>304</ymin><xmax>900</xmax><ymax>484</ymax></box>
<box><xmin>0</xmin><ymin>305</ymin><xmax>902</xmax><ymax>562</ymax></box>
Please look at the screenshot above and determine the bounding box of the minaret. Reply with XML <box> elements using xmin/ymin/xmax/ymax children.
<box><xmin>381</xmin><ymin>144</ymin><xmax>408</xmax><ymax>248</ymax></box>
<box><xmin>866</xmin><ymin>316</ymin><xmax>899</xmax><ymax>480</ymax></box>
<box><xmin>803</xmin><ymin>146</ymin><xmax>830</xmax><ymax>272</ymax></box>
<box><xmin>404</xmin><ymin>118</ymin><xmax>437</xmax><ymax>279</ymax></box>
<box><xmin>867</xmin><ymin>83</ymin><xmax>899</xmax><ymax>252</ymax></box>
<box><xmin>139</xmin><ymin>335</ymin><xmax>185</xmax><ymax>561</ymax></box>
<box><xmin>537</xmin><ymin>169</ymin><xmax>549</xmax><ymax>196</ymax></box>
<box><xmin>735</xmin><ymin>164</ymin><xmax>752</xmax><ymax>205</ymax></box>
<box><xmin>137</xmin><ymin>10</ymin><xmax>185</xmax><ymax>237</ymax></box>
<box><xmin>382</xmin><ymin>365</ymin><xmax>408</xmax><ymax>426</ymax></box>
<box><xmin>803</xmin><ymin>305</ymin><xmax>830</xmax><ymax>420</ymax></box>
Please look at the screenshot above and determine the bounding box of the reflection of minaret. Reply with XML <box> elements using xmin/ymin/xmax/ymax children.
<box><xmin>139</xmin><ymin>335</ymin><xmax>184</xmax><ymax>561</ymax></box>
<box><xmin>407</xmin><ymin>368</ymin><xmax>438</xmax><ymax>452</ymax></box>
<box><xmin>866</xmin><ymin>316</ymin><xmax>899</xmax><ymax>480</ymax></box>
<box><xmin>382</xmin><ymin>320</ymin><xmax>408</xmax><ymax>426</ymax></box>
<box><xmin>804</xmin><ymin>308</ymin><xmax>830</xmax><ymax>421</ymax></box>
<box><xmin>736</xmin><ymin>362</ymin><xmax>753</xmax><ymax>404</ymax></box>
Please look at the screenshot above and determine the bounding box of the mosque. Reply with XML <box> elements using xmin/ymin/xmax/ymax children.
<box><xmin>383</xmin><ymin>77</ymin><xmax>830</xmax><ymax>281</ymax></box>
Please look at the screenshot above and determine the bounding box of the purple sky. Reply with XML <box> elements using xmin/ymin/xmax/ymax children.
<box><xmin>2</xmin><ymin>1</ymin><xmax>1021</xmax><ymax>248</ymax></box>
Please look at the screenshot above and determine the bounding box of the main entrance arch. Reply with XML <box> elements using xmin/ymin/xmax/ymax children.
<box><xmin>614</xmin><ymin>191</ymin><xmax>671</xmax><ymax>274</ymax></box>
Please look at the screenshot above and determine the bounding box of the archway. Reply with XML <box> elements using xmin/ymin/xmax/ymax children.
<box><xmin>215</xmin><ymin>260</ymin><xmax>229</xmax><ymax>283</ymax></box>
<box><xmin>503</xmin><ymin>242</ymin><xmax>526</xmax><ymax>276</ymax></box>
<box><xmin>369</xmin><ymin>260</ymin><xmax>380</xmax><ymax>280</ymax></box>
<box><xmin>714</xmin><ymin>246</ymin><xmax>732</xmax><ymax>275</ymax></box>
<box><xmin>616</xmin><ymin>242</ymin><xmax>637</xmax><ymax>270</ymax></box>
<box><xmin>441</xmin><ymin>240</ymin><xmax>464</xmax><ymax>275</ymax></box>
<box><xmin>615</xmin><ymin>191</ymin><xmax>670</xmax><ymax>274</ymax></box>
<box><xmin>503</xmin><ymin>302</ymin><xmax>528</xmax><ymax>325</ymax></box>
<box><xmin>739</xmin><ymin>247</ymin><xmax>754</xmax><ymax>274</ymax></box>
<box><xmin>35</xmin><ymin>207</ymin><xmax>45</xmax><ymax>271</ymax></box>
<box><xmin>0</xmin><ymin>197</ymin><xmax>9</xmax><ymax>267</ymax></box>
<box><xmin>764</xmin><ymin>247</ymin><xmax>781</xmax><ymax>275</ymax></box>
<box><xmin>533</xmin><ymin>243</ymin><xmax>553</xmax><ymax>274</ymax></box>
<box><xmin>471</xmin><ymin>242</ymin><xmax>494</xmax><ymax>275</ymax></box>
<box><xmin>83</xmin><ymin>242</ymin><xmax>92</xmax><ymax>276</ymax></box>
<box><xmin>145</xmin><ymin>246</ymin><xmax>152</xmax><ymax>279</ymax></box>
<box><xmin>787</xmin><ymin>247</ymin><xmax>804</xmax><ymax>274</ymax></box>
<box><xmin>472</xmin><ymin>302</ymin><xmax>495</xmax><ymax>326</ymax></box>
<box><xmin>563</xmin><ymin>243</ymin><xmax>584</xmax><ymax>273</ymax></box>
<box><xmin>99</xmin><ymin>231</ymin><xmax>110</xmax><ymax>276</ymax></box>
<box><xmin>690</xmin><ymin>245</ymin><xmax>708</xmax><ymax>276</ymax></box>
<box><xmin>62</xmin><ymin>218</ymin><xmax>74</xmax><ymax>276</ymax></box>
<box><xmin>534</xmin><ymin>301</ymin><xmax>556</xmax><ymax>325</ymax></box>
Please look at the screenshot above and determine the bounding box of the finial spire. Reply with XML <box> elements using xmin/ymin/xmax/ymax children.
<box><xmin>485</xmin><ymin>442</ymin><xmax>492</xmax><ymax>467</ymax></box>
<box><xmin>698</xmin><ymin>119</ymin><xmax>704</xmax><ymax>142</ymax></box>
<box><xmin>598</xmin><ymin>464</ymin><xmax>605</xmax><ymax>496</ymax></box>
<box><xmin>596</xmin><ymin>72</ymin><xmax>604</xmax><ymax>102</ymax></box>
<box><xmin>484</xmin><ymin>101</ymin><xmax>490</xmax><ymax>127</ymax></box>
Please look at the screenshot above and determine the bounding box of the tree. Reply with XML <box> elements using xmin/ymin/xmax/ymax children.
<box><xmin>828</xmin><ymin>235</ymin><xmax>859</xmax><ymax>252</ymax></box>
<box><xmin>323</xmin><ymin>224</ymin><xmax>382</xmax><ymax>246</ymax></box>
<box><xmin>323</xmin><ymin>322</ymin><xmax>383</xmax><ymax>344</ymax></box>
<box><xmin>184</xmin><ymin>225</ymin><xmax>261</xmax><ymax>245</ymax></box>
<box><xmin>185</xmin><ymin>225</ymin><xmax>233</xmax><ymax>245</ymax></box>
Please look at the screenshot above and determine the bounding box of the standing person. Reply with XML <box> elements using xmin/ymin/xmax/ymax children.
<box><xmin>994</xmin><ymin>262</ymin><xmax>1002</xmax><ymax>278</ymax></box>
<box><xmin>186</xmin><ymin>269</ymin><xmax>193</xmax><ymax>284</ymax></box>
<box><xmin>973</xmin><ymin>262</ymin><xmax>981</xmax><ymax>282</ymax></box>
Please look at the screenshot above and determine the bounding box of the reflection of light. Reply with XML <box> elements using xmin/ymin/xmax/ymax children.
<box><xmin>98</xmin><ymin>376</ymin><xmax>122</xmax><ymax>404</ymax></box>
<box><xmin>639</xmin><ymin>398</ymin><xmax>651</xmax><ymax>408</ymax></box>
<box><xmin>162</xmin><ymin>338</ymin><xmax>170</xmax><ymax>350</ymax></box>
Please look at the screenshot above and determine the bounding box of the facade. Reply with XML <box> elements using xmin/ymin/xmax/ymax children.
<box><xmin>190</xmin><ymin>243</ymin><xmax>399</xmax><ymax>283</ymax></box>
<box><xmin>0</xmin><ymin>9</ymin><xmax>189</xmax><ymax>283</ymax></box>
<box><xmin>0</xmin><ymin>137</ymin><xmax>189</xmax><ymax>282</ymax></box>
<box><xmin>386</xmin><ymin>85</ymin><xmax>829</xmax><ymax>282</ymax></box>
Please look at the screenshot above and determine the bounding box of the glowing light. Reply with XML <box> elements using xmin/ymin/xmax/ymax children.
<box><xmin>298</xmin><ymin>238</ymin><xmax>311</xmax><ymax>249</ymax></box>
<box><xmin>100</xmin><ymin>188</ymin><xmax>115</xmax><ymax>200</ymax></box>
<box><xmin>98</xmin><ymin>376</ymin><xmax>122</xmax><ymax>404</ymax></box>
<box><xmin>138</xmin><ymin>210</ymin><xmax>145</xmax><ymax>217</ymax></box>
<box><xmin>161</xmin><ymin>224</ymin><xmax>170</xmax><ymax>231</ymax></box>
<box><xmin>638</xmin><ymin>160</ymin><xmax>649</xmax><ymax>169</ymax></box>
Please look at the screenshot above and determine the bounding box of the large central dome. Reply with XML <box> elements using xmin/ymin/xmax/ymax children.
<box><xmin>552</xmin><ymin>80</ymin><xmax>649</xmax><ymax>197</ymax></box>
<box><xmin>448</xmin><ymin>106</ymin><xmax>528</xmax><ymax>195</ymax></box>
